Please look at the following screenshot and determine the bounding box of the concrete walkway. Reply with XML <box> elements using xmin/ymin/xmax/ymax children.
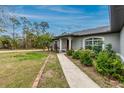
<box><xmin>57</xmin><ymin>53</ymin><xmax>100</xmax><ymax>88</ymax></box>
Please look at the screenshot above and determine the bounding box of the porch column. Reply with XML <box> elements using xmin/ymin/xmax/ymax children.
<box><xmin>68</xmin><ymin>37</ymin><xmax>72</xmax><ymax>50</ymax></box>
<box><xmin>59</xmin><ymin>38</ymin><xmax>62</xmax><ymax>52</ymax></box>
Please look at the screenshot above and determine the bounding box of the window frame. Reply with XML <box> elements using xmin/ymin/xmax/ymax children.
<box><xmin>83</xmin><ymin>36</ymin><xmax>104</xmax><ymax>50</ymax></box>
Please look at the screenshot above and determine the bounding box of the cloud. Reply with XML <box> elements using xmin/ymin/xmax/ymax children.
<box><xmin>11</xmin><ymin>13</ymin><xmax>45</xmax><ymax>19</ymax></box>
<box><xmin>2</xmin><ymin>5</ymin><xmax>109</xmax><ymax>35</ymax></box>
<box><xmin>36</xmin><ymin>6</ymin><xmax>82</xmax><ymax>14</ymax></box>
<box><xmin>10</xmin><ymin>12</ymin><xmax>91</xmax><ymax>21</ymax></box>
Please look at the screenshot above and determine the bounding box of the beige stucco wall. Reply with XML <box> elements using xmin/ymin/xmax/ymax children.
<box><xmin>72</xmin><ymin>33</ymin><xmax>120</xmax><ymax>53</ymax></box>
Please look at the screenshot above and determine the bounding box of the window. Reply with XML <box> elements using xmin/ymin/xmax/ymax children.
<box><xmin>84</xmin><ymin>37</ymin><xmax>103</xmax><ymax>51</ymax></box>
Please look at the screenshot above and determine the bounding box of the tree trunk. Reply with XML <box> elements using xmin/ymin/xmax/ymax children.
<box><xmin>12</xmin><ymin>24</ymin><xmax>15</xmax><ymax>50</ymax></box>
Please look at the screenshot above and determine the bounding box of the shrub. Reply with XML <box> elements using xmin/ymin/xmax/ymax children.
<box><xmin>105</xmin><ymin>43</ymin><xmax>115</xmax><ymax>56</ymax></box>
<box><xmin>96</xmin><ymin>50</ymin><xmax>124</xmax><ymax>81</ymax></box>
<box><xmin>105</xmin><ymin>43</ymin><xmax>112</xmax><ymax>51</ymax></box>
<box><xmin>90</xmin><ymin>50</ymin><xmax>96</xmax><ymax>59</ymax></box>
<box><xmin>96</xmin><ymin>51</ymin><xmax>109</xmax><ymax>75</ymax></box>
<box><xmin>80</xmin><ymin>49</ymin><xmax>94</xmax><ymax>66</ymax></box>
<box><xmin>72</xmin><ymin>50</ymin><xmax>81</xmax><ymax>59</ymax></box>
<box><xmin>92</xmin><ymin>46</ymin><xmax>102</xmax><ymax>54</ymax></box>
<box><xmin>66</xmin><ymin>49</ymin><xmax>74</xmax><ymax>56</ymax></box>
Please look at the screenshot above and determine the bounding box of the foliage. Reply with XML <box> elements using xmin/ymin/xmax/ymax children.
<box><xmin>0</xmin><ymin>6</ymin><xmax>53</xmax><ymax>50</ymax></box>
<box><xmin>92</xmin><ymin>46</ymin><xmax>102</xmax><ymax>54</ymax></box>
<box><xmin>105</xmin><ymin>43</ymin><xmax>115</xmax><ymax>56</ymax></box>
<box><xmin>0</xmin><ymin>35</ymin><xmax>12</xmax><ymax>49</ymax></box>
<box><xmin>35</xmin><ymin>32</ymin><xmax>53</xmax><ymax>50</ymax></box>
<box><xmin>9</xmin><ymin>16</ymin><xmax>21</xmax><ymax>49</ymax></box>
<box><xmin>20</xmin><ymin>17</ymin><xmax>33</xmax><ymax>49</ymax></box>
<box><xmin>66</xmin><ymin>49</ymin><xmax>74</xmax><ymax>56</ymax></box>
<box><xmin>80</xmin><ymin>49</ymin><xmax>94</xmax><ymax>66</ymax></box>
<box><xmin>96</xmin><ymin>44</ymin><xmax>124</xmax><ymax>82</ymax></box>
<box><xmin>39</xmin><ymin>21</ymin><xmax>49</xmax><ymax>33</ymax></box>
<box><xmin>105</xmin><ymin>43</ymin><xmax>112</xmax><ymax>51</ymax></box>
<box><xmin>96</xmin><ymin>50</ymin><xmax>111</xmax><ymax>75</ymax></box>
<box><xmin>72</xmin><ymin>50</ymin><xmax>81</xmax><ymax>59</ymax></box>
<box><xmin>0</xmin><ymin>6</ymin><xmax>8</xmax><ymax>33</ymax></box>
<box><xmin>33</xmin><ymin>22</ymin><xmax>40</xmax><ymax>36</ymax></box>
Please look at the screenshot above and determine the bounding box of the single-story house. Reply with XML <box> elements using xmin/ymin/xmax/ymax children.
<box><xmin>53</xmin><ymin>5</ymin><xmax>124</xmax><ymax>60</ymax></box>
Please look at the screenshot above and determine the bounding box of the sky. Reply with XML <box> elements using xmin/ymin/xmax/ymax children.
<box><xmin>2</xmin><ymin>5</ymin><xmax>109</xmax><ymax>36</ymax></box>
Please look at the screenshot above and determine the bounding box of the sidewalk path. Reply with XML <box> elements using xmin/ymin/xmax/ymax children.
<box><xmin>57</xmin><ymin>53</ymin><xmax>100</xmax><ymax>88</ymax></box>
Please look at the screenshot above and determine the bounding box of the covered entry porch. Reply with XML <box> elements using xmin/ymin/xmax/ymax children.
<box><xmin>56</xmin><ymin>37</ymin><xmax>72</xmax><ymax>52</ymax></box>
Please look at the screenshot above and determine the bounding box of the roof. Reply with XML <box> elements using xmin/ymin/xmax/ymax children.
<box><xmin>110</xmin><ymin>6</ymin><xmax>124</xmax><ymax>32</ymax></box>
<box><xmin>56</xmin><ymin>26</ymin><xmax>114</xmax><ymax>38</ymax></box>
<box><xmin>71</xmin><ymin>26</ymin><xmax>110</xmax><ymax>36</ymax></box>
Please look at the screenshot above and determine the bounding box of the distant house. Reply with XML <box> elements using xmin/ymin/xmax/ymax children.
<box><xmin>54</xmin><ymin>5</ymin><xmax>124</xmax><ymax>61</ymax></box>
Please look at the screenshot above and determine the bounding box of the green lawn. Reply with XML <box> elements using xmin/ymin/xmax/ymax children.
<box><xmin>0</xmin><ymin>51</ymin><xmax>48</xmax><ymax>88</ymax></box>
<box><xmin>38</xmin><ymin>53</ymin><xmax>69</xmax><ymax>88</ymax></box>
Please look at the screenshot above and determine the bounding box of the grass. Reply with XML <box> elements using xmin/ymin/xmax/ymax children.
<box><xmin>0</xmin><ymin>51</ymin><xmax>48</xmax><ymax>88</ymax></box>
<box><xmin>66</xmin><ymin>55</ymin><xmax>124</xmax><ymax>88</ymax></box>
<box><xmin>38</xmin><ymin>53</ymin><xmax>69</xmax><ymax>88</ymax></box>
<box><xmin>14</xmin><ymin>52</ymin><xmax>47</xmax><ymax>61</ymax></box>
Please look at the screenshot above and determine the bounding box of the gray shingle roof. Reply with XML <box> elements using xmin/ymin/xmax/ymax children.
<box><xmin>56</xmin><ymin>26</ymin><xmax>111</xmax><ymax>38</ymax></box>
<box><xmin>71</xmin><ymin>26</ymin><xmax>110</xmax><ymax>36</ymax></box>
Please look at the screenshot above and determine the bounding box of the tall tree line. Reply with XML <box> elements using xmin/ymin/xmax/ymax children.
<box><xmin>0</xmin><ymin>6</ymin><xmax>53</xmax><ymax>50</ymax></box>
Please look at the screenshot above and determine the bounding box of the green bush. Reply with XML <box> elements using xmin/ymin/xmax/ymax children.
<box><xmin>96</xmin><ymin>50</ymin><xmax>124</xmax><ymax>81</ymax></box>
<box><xmin>66</xmin><ymin>49</ymin><xmax>74</xmax><ymax>56</ymax></box>
<box><xmin>105</xmin><ymin>43</ymin><xmax>115</xmax><ymax>56</ymax></box>
<box><xmin>92</xmin><ymin>46</ymin><xmax>102</xmax><ymax>54</ymax></box>
<box><xmin>72</xmin><ymin>50</ymin><xmax>81</xmax><ymax>59</ymax></box>
<box><xmin>80</xmin><ymin>49</ymin><xmax>94</xmax><ymax>66</ymax></box>
<box><xmin>96</xmin><ymin>51</ymin><xmax>110</xmax><ymax>75</ymax></box>
<box><xmin>105</xmin><ymin>43</ymin><xmax>112</xmax><ymax>51</ymax></box>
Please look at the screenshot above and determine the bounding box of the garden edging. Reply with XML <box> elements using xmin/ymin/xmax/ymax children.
<box><xmin>32</xmin><ymin>54</ymin><xmax>50</xmax><ymax>88</ymax></box>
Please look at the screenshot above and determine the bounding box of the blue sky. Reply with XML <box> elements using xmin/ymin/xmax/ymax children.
<box><xmin>6</xmin><ymin>5</ymin><xmax>109</xmax><ymax>35</ymax></box>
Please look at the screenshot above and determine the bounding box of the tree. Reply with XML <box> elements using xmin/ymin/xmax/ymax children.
<box><xmin>35</xmin><ymin>32</ymin><xmax>53</xmax><ymax>51</ymax></box>
<box><xmin>26</xmin><ymin>31</ymin><xmax>36</xmax><ymax>48</ymax></box>
<box><xmin>33</xmin><ymin>22</ymin><xmax>40</xmax><ymax>36</ymax></box>
<box><xmin>0</xmin><ymin>19</ymin><xmax>6</xmax><ymax>32</ymax></box>
<box><xmin>20</xmin><ymin>17</ymin><xmax>32</xmax><ymax>48</ymax></box>
<box><xmin>9</xmin><ymin>16</ymin><xmax>21</xmax><ymax>49</ymax></box>
<box><xmin>0</xmin><ymin>6</ymin><xmax>7</xmax><ymax>32</ymax></box>
<box><xmin>0</xmin><ymin>35</ymin><xmax>12</xmax><ymax>49</ymax></box>
<box><xmin>32</xmin><ymin>21</ymin><xmax>52</xmax><ymax>50</ymax></box>
<box><xmin>39</xmin><ymin>21</ymin><xmax>49</xmax><ymax>33</ymax></box>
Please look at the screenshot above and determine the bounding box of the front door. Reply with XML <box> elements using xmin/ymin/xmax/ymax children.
<box><xmin>67</xmin><ymin>40</ymin><xmax>69</xmax><ymax>50</ymax></box>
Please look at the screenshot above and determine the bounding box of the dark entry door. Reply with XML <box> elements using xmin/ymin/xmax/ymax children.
<box><xmin>67</xmin><ymin>40</ymin><xmax>69</xmax><ymax>50</ymax></box>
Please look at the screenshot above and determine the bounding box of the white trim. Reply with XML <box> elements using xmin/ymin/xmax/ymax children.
<box><xmin>116</xmin><ymin>53</ymin><xmax>124</xmax><ymax>63</ymax></box>
<box><xmin>83</xmin><ymin>36</ymin><xmax>105</xmax><ymax>50</ymax></box>
<box><xmin>59</xmin><ymin>38</ymin><xmax>62</xmax><ymax>52</ymax></box>
<box><xmin>68</xmin><ymin>37</ymin><xmax>72</xmax><ymax>50</ymax></box>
